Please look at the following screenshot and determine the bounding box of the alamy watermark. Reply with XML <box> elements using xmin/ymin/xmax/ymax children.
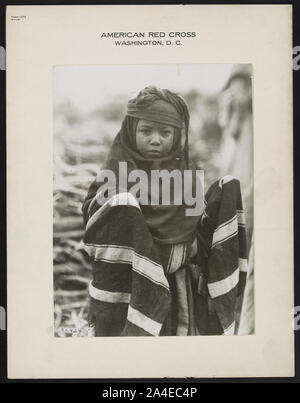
<box><xmin>292</xmin><ymin>306</ymin><xmax>300</xmax><ymax>331</ymax></box>
<box><xmin>293</xmin><ymin>46</ymin><xmax>300</xmax><ymax>71</ymax></box>
<box><xmin>94</xmin><ymin>162</ymin><xmax>204</xmax><ymax>216</ymax></box>
<box><xmin>0</xmin><ymin>306</ymin><xmax>6</xmax><ymax>330</ymax></box>
<box><xmin>0</xmin><ymin>46</ymin><xmax>5</xmax><ymax>71</ymax></box>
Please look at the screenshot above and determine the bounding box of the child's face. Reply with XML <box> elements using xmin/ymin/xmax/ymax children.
<box><xmin>136</xmin><ymin>119</ymin><xmax>175</xmax><ymax>159</ymax></box>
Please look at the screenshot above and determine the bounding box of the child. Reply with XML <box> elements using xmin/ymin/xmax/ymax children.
<box><xmin>82</xmin><ymin>86</ymin><xmax>247</xmax><ymax>336</ymax></box>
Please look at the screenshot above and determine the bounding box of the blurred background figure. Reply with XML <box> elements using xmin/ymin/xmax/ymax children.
<box><xmin>218</xmin><ymin>65</ymin><xmax>253</xmax><ymax>242</ymax></box>
<box><xmin>53</xmin><ymin>64</ymin><xmax>254</xmax><ymax>336</ymax></box>
<box><xmin>217</xmin><ymin>65</ymin><xmax>254</xmax><ymax>334</ymax></box>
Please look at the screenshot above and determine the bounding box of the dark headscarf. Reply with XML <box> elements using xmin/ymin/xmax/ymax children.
<box><xmin>83</xmin><ymin>86</ymin><xmax>202</xmax><ymax>244</ymax></box>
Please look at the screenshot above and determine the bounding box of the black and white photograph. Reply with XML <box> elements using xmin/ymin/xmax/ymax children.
<box><xmin>53</xmin><ymin>63</ymin><xmax>254</xmax><ymax>337</ymax></box>
<box><xmin>5</xmin><ymin>3</ymin><xmax>294</xmax><ymax>379</ymax></box>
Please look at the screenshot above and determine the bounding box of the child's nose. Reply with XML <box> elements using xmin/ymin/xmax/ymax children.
<box><xmin>150</xmin><ymin>132</ymin><xmax>161</xmax><ymax>145</ymax></box>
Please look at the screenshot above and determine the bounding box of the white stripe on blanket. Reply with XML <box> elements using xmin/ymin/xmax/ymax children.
<box><xmin>127</xmin><ymin>306</ymin><xmax>161</xmax><ymax>336</ymax></box>
<box><xmin>218</xmin><ymin>175</ymin><xmax>234</xmax><ymax>189</ymax></box>
<box><xmin>84</xmin><ymin>244</ymin><xmax>134</xmax><ymax>263</ymax></box>
<box><xmin>89</xmin><ymin>281</ymin><xmax>131</xmax><ymax>303</ymax></box>
<box><xmin>166</xmin><ymin>243</ymin><xmax>186</xmax><ymax>275</ymax></box>
<box><xmin>223</xmin><ymin>320</ymin><xmax>235</xmax><ymax>335</ymax></box>
<box><xmin>239</xmin><ymin>258</ymin><xmax>248</xmax><ymax>273</ymax></box>
<box><xmin>83</xmin><ymin>244</ymin><xmax>169</xmax><ymax>290</ymax></box>
<box><xmin>87</xmin><ymin>192</ymin><xmax>140</xmax><ymax>230</ymax></box>
<box><xmin>208</xmin><ymin>267</ymin><xmax>240</xmax><ymax>298</ymax></box>
<box><xmin>212</xmin><ymin>215</ymin><xmax>238</xmax><ymax>247</ymax></box>
<box><xmin>133</xmin><ymin>253</ymin><xmax>169</xmax><ymax>289</ymax></box>
<box><xmin>237</xmin><ymin>210</ymin><xmax>246</xmax><ymax>226</ymax></box>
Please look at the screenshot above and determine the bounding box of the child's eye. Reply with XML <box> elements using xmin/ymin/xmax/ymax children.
<box><xmin>161</xmin><ymin>131</ymin><xmax>172</xmax><ymax>137</ymax></box>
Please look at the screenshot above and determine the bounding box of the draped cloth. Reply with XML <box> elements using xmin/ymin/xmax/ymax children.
<box><xmin>82</xmin><ymin>113</ymin><xmax>202</xmax><ymax>245</ymax></box>
<box><xmin>82</xmin><ymin>175</ymin><xmax>248</xmax><ymax>336</ymax></box>
<box><xmin>195</xmin><ymin>175</ymin><xmax>248</xmax><ymax>335</ymax></box>
<box><xmin>82</xmin><ymin>88</ymin><xmax>247</xmax><ymax>336</ymax></box>
<box><xmin>84</xmin><ymin>192</ymin><xmax>171</xmax><ymax>336</ymax></box>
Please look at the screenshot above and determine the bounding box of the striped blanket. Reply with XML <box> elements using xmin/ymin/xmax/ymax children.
<box><xmin>197</xmin><ymin>175</ymin><xmax>248</xmax><ymax>335</ymax></box>
<box><xmin>83</xmin><ymin>193</ymin><xmax>171</xmax><ymax>336</ymax></box>
<box><xmin>82</xmin><ymin>175</ymin><xmax>248</xmax><ymax>336</ymax></box>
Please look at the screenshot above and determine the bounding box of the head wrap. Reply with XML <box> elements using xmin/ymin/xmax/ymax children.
<box><xmin>127</xmin><ymin>98</ymin><xmax>183</xmax><ymax>128</ymax></box>
<box><xmin>96</xmin><ymin>86</ymin><xmax>201</xmax><ymax>244</ymax></box>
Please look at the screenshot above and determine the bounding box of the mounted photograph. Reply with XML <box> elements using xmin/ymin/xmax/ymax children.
<box><xmin>53</xmin><ymin>63</ymin><xmax>254</xmax><ymax>338</ymax></box>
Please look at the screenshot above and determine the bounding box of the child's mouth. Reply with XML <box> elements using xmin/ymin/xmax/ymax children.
<box><xmin>147</xmin><ymin>150</ymin><xmax>162</xmax><ymax>155</ymax></box>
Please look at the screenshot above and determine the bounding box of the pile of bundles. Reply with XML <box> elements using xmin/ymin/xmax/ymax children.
<box><xmin>53</xmin><ymin>109</ymin><xmax>118</xmax><ymax>337</ymax></box>
<box><xmin>53</xmin><ymin>161</ymin><xmax>99</xmax><ymax>337</ymax></box>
